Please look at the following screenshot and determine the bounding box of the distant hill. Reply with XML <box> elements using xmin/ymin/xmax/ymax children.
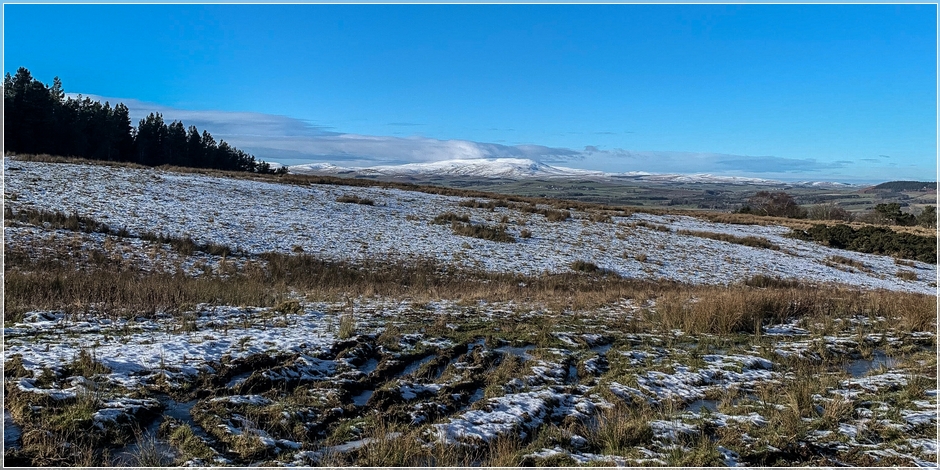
<box><xmin>289</xmin><ymin>158</ymin><xmax>855</xmax><ymax>187</ymax></box>
<box><xmin>872</xmin><ymin>181</ymin><xmax>937</xmax><ymax>191</ymax></box>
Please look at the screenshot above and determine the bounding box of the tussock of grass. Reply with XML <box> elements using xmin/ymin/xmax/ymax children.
<box><xmin>570</xmin><ymin>260</ymin><xmax>603</xmax><ymax>273</ymax></box>
<box><xmin>458</xmin><ymin>199</ymin><xmax>509</xmax><ymax>210</ymax></box>
<box><xmin>632</xmin><ymin>220</ymin><xmax>672</xmax><ymax>232</ymax></box>
<box><xmin>825</xmin><ymin>255</ymin><xmax>871</xmax><ymax>272</ymax></box>
<box><xmin>430</xmin><ymin>212</ymin><xmax>470</xmax><ymax>225</ymax></box>
<box><xmin>450</xmin><ymin>221</ymin><xmax>515</xmax><ymax>243</ymax></box>
<box><xmin>338</xmin><ymin>314</ymin><xmax>357</xmax><ymax>339</ymax></box>
<box><xmin>742</xmin><ymin>274</ymin><xmax>804</xmax><ymax>289</ymax></box>
<box><xmin>6</xmin><ymin>207</ymin><xmax>233</xmax><ymax>256</ymax></box>
<box><xmin>580</xmin><ymin>406</ymin><xmax>654</xmax><ymax>455</ymax></box>
<box><xmin>677</xmin><ymin>229</ymin><xmax>780</xmax><ymax>250</ymax></box>
<box><xmin>335</xmin><ymin>194</ymin><xmax>375</xmax><ymax>205</ymax></box>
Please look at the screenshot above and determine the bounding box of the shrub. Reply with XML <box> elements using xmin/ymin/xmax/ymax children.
<box><xmin>519</xmin><ymin>229</ymin><xmax>532</xmax><ymax>239</ymax></box>
<box><xmin>789</xmin><ymin>224</ymin><xmax>936</xmax><ymax>263</ymax></box>
<box><xmin>873</xmin><ymin>203</ymin><xmax>916</xmax><ymax>226</ymax></box>
<box><xmin>897</xmin><ymin>270</ymin><xmax>918</xmax><ymax>281</ymax></box>
<box><xmin>738</xmin><ymin>191</ymin><xmax>806</xmax><ymax>218</ymax></box>
<box><xmin>807</xmin><ymin>203</ymin><xmax>852</xmax><ymax>222</ymax></box>
<box><xmin>917</xmin><ymin>205</ymin><xmax>936</xmax><ymax>228</ymax></box>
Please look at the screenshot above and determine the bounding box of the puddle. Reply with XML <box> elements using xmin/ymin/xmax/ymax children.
<box><xmin>109</xmin><ymin>395</ymin><xmax>201</xmax><ymax>466</ymax></box>
<box><xmin>687</xmin><ymin>399</ymin><xmax>719</xmax><ymax>413</ymax></box>
<box><xmin>225</xmin><ymin>371</ymin><xmax>253</xmax><ymax>388</ymax></box>
<box><xmin>590</xmin><ymin>343</ymin><xmax>613</xmax><ymax>355</ymax></box>
<box><xmin>327</xmin><ymin>432</ymin><xmax>402</xmax><ymax>453</ymax></box>
<box><xmin>352</xmin><ymin>389</ymin><xmax>373</xmax><ymax>407</ymax></box>
<box><xmin>567</xmin><ymin>364</ymin><xmax>579</xmax><ymax>385</ymax></box>
<box><xmin>468</xmin><ymin>338</ymin><xmax>486</xmax><ymax>351</ymax></box>
<box><xmin>359</xmin><ymin>358</ymin><xmax>379</xmax><ymax>375</ymax></box>
<box><xmin>494</xmin><ymin>344</ymin><xmax>536</xmax><ymax>361</ymax></box>
<box><xmin>468</xmin><ymin>388</ymin><xmax>485</xmax><ymax>405</ymax></box>
<box><xmin>4</xmin><ymin>408</ymin><xmax>22</xmax><ymax>450</ymax></box>
<box><xmin>398</xmin><ymin>355</ymin><xmax>436</xmax><ymax>377</ymax></box>
<box><xmin>155</xmin><ymin>394</ymin><xmax>212</xmax><ymax>442</ymax></box>
<box><xmin>110</xmin><ymin>418</ymin><xmax>178</xmax><ymax>466</ymax></box>
<box><xmin>845</xmin><ymin>350</ymin><xmax>899</xmax><ymax>378</ymax></box>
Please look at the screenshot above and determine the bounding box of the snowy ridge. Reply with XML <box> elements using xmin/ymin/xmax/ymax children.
<box><xmin>288</xmin><ymin>158</ymin><xmax>856</xmax><ymax>186</ymax></box>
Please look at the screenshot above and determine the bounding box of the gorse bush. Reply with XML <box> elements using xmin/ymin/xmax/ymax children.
<box><xmin>789</xmin><ymin>224</ymin><xmax>936</xmax><ymax>263</ymax></box>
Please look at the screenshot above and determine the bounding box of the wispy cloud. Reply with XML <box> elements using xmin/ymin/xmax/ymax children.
<box><xmin>577</xmin><ymin>148</ymin><xmax>847</xmax><ymax>175</ymax></box>
<box><xmin>68</xmin><ymin>94</ymin><xmax>896</xmax><ymax>182</ymax></box>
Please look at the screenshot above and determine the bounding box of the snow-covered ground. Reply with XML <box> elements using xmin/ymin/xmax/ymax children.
<box><xmin>3</xmin><ymin>159</ymin><xmax>935</xmax><ymax>294</ymax></box>
<box><xmin>3</xmin><ymin>159</ymin><xmax>937</xmax><ymax>467</ymax></box>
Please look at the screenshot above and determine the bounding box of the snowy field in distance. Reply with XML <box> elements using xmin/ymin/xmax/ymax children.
<box><xmin>3</xmin><ymin>158</ymin><xmax>935</xmax><ymax>294</ymax></box>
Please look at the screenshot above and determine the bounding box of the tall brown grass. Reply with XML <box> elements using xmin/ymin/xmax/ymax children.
<box><xmin>8</xmin><ymin>236</ymin><xmax>933</xmax><ymax>336</ymax></box>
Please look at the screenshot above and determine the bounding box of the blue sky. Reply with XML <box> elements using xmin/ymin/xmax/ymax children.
<box><xmin>3</xmin><ymin>4</ymin><xmax>937</xmax><ymax>183</ymax></box>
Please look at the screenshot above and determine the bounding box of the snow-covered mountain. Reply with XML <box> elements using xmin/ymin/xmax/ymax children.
<box><xmin>290</xmin><ymin>158</ymin><xmax>605</xmax><ymax>179</ymax></box>
<box><xmin>288</xmin><ymin>158</ymin><xmax>855</xmax><ymax>187</ymax></box>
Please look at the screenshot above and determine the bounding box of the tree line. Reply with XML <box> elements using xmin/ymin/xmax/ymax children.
<box><xmin>3</xmin><ymin>67</ymin><xmax>282</xmax><ymax>174</ymax></box>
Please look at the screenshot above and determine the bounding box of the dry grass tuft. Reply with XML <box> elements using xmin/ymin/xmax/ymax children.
<box><xmin>335</xmin><ymin>194</ymin><xmax>375</xmax><ymax>205</ymax></box>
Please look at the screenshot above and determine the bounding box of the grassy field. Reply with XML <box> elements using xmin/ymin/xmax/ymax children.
<box><xmin>3</xmin><ymin>156</ymin><xmax>937</xmax><ymax>467</ymax></box>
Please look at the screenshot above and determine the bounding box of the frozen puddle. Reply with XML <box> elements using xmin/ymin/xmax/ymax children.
<box><xmin>4</xmin><ymin>409</ymin><xmax>22</xmax><ymax>450</ymax></box>
<box><xmin>495</xmin><ymin>344</ymin><xmax>536</xmax><ymax>361</ymax></box>
<box><xmin>398</xmin><ymin>355</ymin><xmax>436</xmax><ymax>377</ymax></box>
<box><xmin>225</xmin><ymin>371</ymin><xmax>253</xmax><ymax>389</ymax></box>
<box><xmin>686</xmin><ymin>399</ymin><xmax>719</xmax><ymax>413</ymax></box>
<box><xmin>110</xmin><ymin>417</ymin><xmax>177</xmax><ymax>466</ymax></box>
<box><xmin>110</xmin><ymin>395</ymin><xmax>202</xmax><ymax>466</ymax></box>
<box><xmin>352</xmin><ymin>389</ymin><xmax>373</xmax><ymax>407</ymax></box>
<box><xmin>326</xmin><ymin>433</ymin><xmax>402</xmax><ymax>454</ymax></box>
<box><xmin>845</xmin><ymin>350</ymin><xmax>899</xmax><ymax>378</ymax></box>
<box><xmin>359</xmin><ymin>358</ymin><xmax>379</xmax><ymax>375</ymax></box>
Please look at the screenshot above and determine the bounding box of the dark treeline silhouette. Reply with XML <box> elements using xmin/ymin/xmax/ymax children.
<box><xmin>3</xmin><ymin>67</ymin><xmax>282</xmax><ymax>173</ymax></box>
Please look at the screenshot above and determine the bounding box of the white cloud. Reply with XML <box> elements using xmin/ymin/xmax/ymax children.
<box><xmin>65</xmin><ymin>94</ymin><xmax>902</xmax><ymax>182</ymax></box>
